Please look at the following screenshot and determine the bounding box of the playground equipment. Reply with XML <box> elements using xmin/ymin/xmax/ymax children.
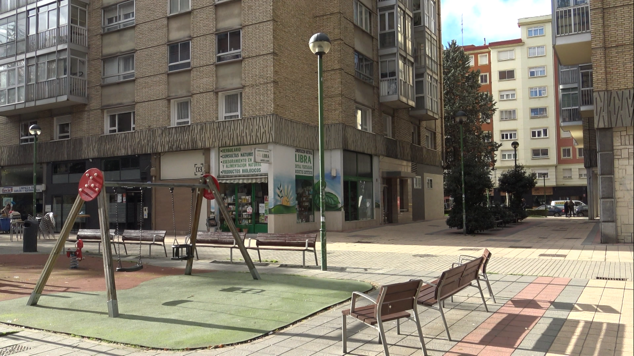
<box><xmin>27</xmin><ymin>168</ymin><xmax>259</xmax><ymax>317</ymax></box>
<box><xmin>66</xmin><ymin>239</ymin><xmax>83</xmax><ymax>269</ymax></box>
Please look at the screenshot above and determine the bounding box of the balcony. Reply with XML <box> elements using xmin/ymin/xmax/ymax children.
<box><xmin>0</xmin><ymin>76</ymin><xmax>88</xmax><ymax>115</ymax></box>
<box><xmin>560</xmin><ymin>107</ymin><xmax>583</xmax><ymax>142</ymax></box>
<box><xmin>380</xmin><ymin>77</ymin><xmax>415</xmax><ymax>108</ymax></box>
<box><xmin>553</xmin><ymin>3</ymin><xmax>591</xmax><ymax>65</ymax></box>
<box><xmin>26</xmin><ymin>25</ymin><xmax>88</xmax><ymax>53</ymax></box>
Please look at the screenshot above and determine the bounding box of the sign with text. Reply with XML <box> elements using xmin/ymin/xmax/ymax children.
<box><xmin>294</xmin><ymin>149</ymin><xmax>314</xmax><ymax>176</ymax></box>
<box><xmin>254</xmin><ymin>149</ymin><xmax>271</xmax><ymax>163</ymax></box>
<box><xmin>0</xmin><ymin>185</ymin><xmax>46</xmax><ymax>194</ymax></box>
<box><xmin>219</xmin><ymin>146</ymin><xmax>268</xmax><ymax>177</ymax></box>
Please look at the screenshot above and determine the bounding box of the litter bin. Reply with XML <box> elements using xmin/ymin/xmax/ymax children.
<box><xmin>0</xmin><ymin>217</ymin><xmax>10</xmax><ymax>233</ymax></box>
<box><xmin>23</xmin><ymin>219</ymin><xmax>39</xmax><ymax>252</ymax></box>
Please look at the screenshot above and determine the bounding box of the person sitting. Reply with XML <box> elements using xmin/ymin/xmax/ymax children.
<box><xmin>1</xmin><ymin>203</ymin><xmax>11</xmax><ymax>217</ymax></box>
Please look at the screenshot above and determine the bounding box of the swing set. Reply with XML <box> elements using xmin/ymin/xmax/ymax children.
<box><xmin>26</xmin><ymin>168</ymin><xmax>260</xmax><ymax>318</ymax></box>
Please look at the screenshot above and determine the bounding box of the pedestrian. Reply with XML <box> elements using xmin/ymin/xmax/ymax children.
<box><xmin>564</xmin><ymin>201</ymin><xmax>570</xmax><ymax>217</ymax></box>
<box><xmin>568</xmin><ymin>199</ymin><xmax>575</xmax><ymax>217</ymax></box>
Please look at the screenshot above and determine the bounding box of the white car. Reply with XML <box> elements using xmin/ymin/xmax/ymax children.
<box><xmin>550</xmin><ymin>200</ymin><xmax>586</xmax><ymax>208</ymax></box>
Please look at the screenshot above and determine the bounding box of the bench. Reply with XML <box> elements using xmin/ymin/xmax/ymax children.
<box><xmin>252</xmin><ymin>233</ymin><xmax>318</xmax><ymax>267</ymax></box>
<box><xmin>121</xmin><ymin>230</ymin><xmax>167</xmax><ymax>257</ymax></box>
<box><xmin>189</xmin><ymin>231</ymin><xmax>247</xmax><ymax>262</ymax></box>
<box><xmin>454</xmin><ymin>248</ymin><xmax>496</xmax><ymax>303</ymax></box>
<box><xmin>68</xmin><ymin>229</ymin><xmax>114</xmax><ymax>254</ymax></box>
<box><xmin>413</xmin><ymin>257</ymin><xmax>489</xmax><ymax>341</ymax></box>
<box><xmin>494</xmin><ymin>215</ymin><xmax>505</xmax><ymax>227</ymax></box>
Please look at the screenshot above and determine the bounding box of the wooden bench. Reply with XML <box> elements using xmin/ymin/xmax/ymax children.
<box><xmin>494</xmin><ymin>215</ymin><xmax>505</xmax><ymax>227</ymax></box>
<box><xmin>252</xmin><ymin>233</ymin><xmax>318</xmax><ymax>267</ymax></box>
<box><xmin>454</xmin><ymin>248</ymin><xmax>496</xmax><ymax>303</ymax></box>
<box><xmin>121</xmin><ymin>230</ymin><xmax>167</xmax><ymax>257</ymax></box>
<box><xmin>414</xmin><ymin>257</ymin><xmax>489</xmax><ymax>341</ymax></box>
<box><xmin>68</xmin><ymin>229</ymin><xmax>114</xmax><ymax>254</ymax></box>
<box><xmin>189</xmin><ymin>231</ymin><xmax>247</xmax><ymax>262</ymax></box>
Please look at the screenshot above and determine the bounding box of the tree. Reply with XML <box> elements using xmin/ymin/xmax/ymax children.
<box><xmin>498</xmin><ymin>166</ymin><xmax>537</xmax><ymax>220</ymax></box>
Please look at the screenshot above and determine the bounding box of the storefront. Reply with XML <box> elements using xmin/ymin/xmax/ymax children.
<box><xmin>0</xmin><ymin>164</ymin><xmax>45</xmax><ymax>219</ymax></box>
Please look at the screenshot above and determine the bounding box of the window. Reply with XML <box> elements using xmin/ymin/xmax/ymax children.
<box><xmin>413</xmin><ymin>176</ymin><xmax>422</xmax><ymax>189</ymax></box>
<box><xmin>479</xmin><ymin>73</ymin><xmax>489</xmax><ymax>84</ymax></box>
<box><xmin>498</xmin><ymin>70</ymin><xmax>515</xmax><ymax>80</ymax></box>
<box><xmin>425</xmin><ymin>130</ymin><xmax>436</xmax><ymax>149</ymax></box>
<box><xmin>168</xmin><ymin>41</ymin><xmax>191</xmax><ymax>71</ymax></box>
<box><xmin>469</xmin><ymin>55</ymin><xmax>474</xmax><ymax>66</ymax></box>
<box><xmin>379</xmin><ymin>9</ymin><xmax>395</xmax><ymax>48</ymax></box>
<box><xmin>501</xmin><ymin>150</ymin><xmax>516</xmax><ymax>160</ymax></box>
<box><xmin>105</xmin><ymin>108</ymin><xmax>135</xmax><ymax>134</ymax></box>
<box><xmin>498</xmin><ymin>49</ymin><xmax>515</xmax><ymax>61</ymax></box>
<box><xmin>353</xmin><ymin>1</ymin><xmax>371</xmax><ymax>33</ymax></box>
<box><xmin>54</xmin><ymin>116</ymin><xmax>71</xmax><ymax>140</ymax></box>
<box><xmin>532</xmin><ymin>148</ymin><xmax>549</xmax><ymax>159</ymax></box>
<box><xmin>410</xmin><ymin>123</ymin><xmax>420</xmax><ymax>145</ymax></box>
<box><xmin>561</xmin><ymin>87</ymin><xmax>579</xmax><ymax>108</ymax></box>
<box><xmin>499</xmin><ymin>90</ymin><xmax>516</xmax><ymax>101</ymax></box>
<box><xmin>579</xmin><ymin>168</ymin><xmax>587</xmax><ymax>178</ymax></box>
<box><xmin>102</xmin><ymin>54</ymin><xmax>134</xmax><ymax>84</ymax></box>
<box><xmin>562</xmin><ymin>147</ymin><xmax>572</xmax><ymax>158</ymax></box>
<box><xmin>217</xmin><ymin>30</ymin><xmax>241</xmax><ymax>62</ymax></box>
<box><xmin>296</xmin><ymin>176</ymin><xmax>314</xmax><ymax>223</ymax></box>
<box><xmin>500</xmin><ymin>109</ymin><xmax>517</xmax><ymax>120</ymax></box>
<box><xmin>530</xmin><ymin>107</ymin><xmax>548</xmax><ymax>118</ymax></box>
<box><xmin>169</xmin><ymin>0</ymin><xmax>190</xmax><ymax>15</ymax></box>
<box><xmin>385</xmin><ymin>114</ymin><xmax>393</xmax><ymax>138</ymax></box>
<box><xmin>535</xmin><ymin>171</ymin><xmax>549</xmax><ymax>179</ymax></box>
<box><xmin>426</xmin><ymin>178</ymin><xmax>433</xmax><ymax>189</ymax></box>
<box><xmin>0</xmin><ymin>60</ymin><xmax>26</xmax><ymax>106</ymax></box>
<box><xmin>356</xmin><ymin>106</ymin><xmax>371</xmax><ymax>132</ymax></box>
<box><xmin>531</xmin><ymin>128</ymin><xmax>548</xmax><ymax>138</ymax></box>
<box><xmin>530</xmin><ymin>86</ymin><xmax>547</xmax><ymax>98</ymax></box>
<box><xmin>354</xmin><ymin>52</ymin><xmax>373</xmax><ymax>84</ymax></box>
<box><xmin>0</xmin><ymin>14</ymin><xmax>27</xmax><ymax>61</ymax></box>
<box><xmin>479</xmin><ymin>54</ymin><xmax>488</xmax><ymax>65</ymax></box>
<box><xmin>577</xmin><ymin>147</ymin><xmax>584</xmax><ymax>158</ymax></box>
<box><xmin>52</xmin><ymin>162</ymin><xmax>86</xmax><ymax>184</ymax></box>
<box><xmin>424</xmin><ymin>32</ymin><xmax>439</xmax><ymax>73</ymax></box>
<box><xmin>563</xmin><ymin>168</ymin><xmax>572</xmax><ymax>179</ymax></box>
<box><xmin>529</xmin><ymin>66</ymin><xmax>546</xmax><ymax>78</ymax></box>
<box><xmin>20</xmin><ymin>120</ymin><xmax>37</xmax><ymax>144</ymax></box>
<box><xmin>171</xmin><ymin>98</ymin><xmax>190</xmax><ymax>126</ymax></box>
<box><xmin>219</xmin><ymin>90</ymin><xmax>242</xmax><ymax>120</ymax></box>
<box><xmin>528</xmin><ymin>46</ymin><xmax>545</xmax><ymax>57</ymax></box>
<box><xmin>500</xmin><ymin>131</ymin><xmax>517</xmax><ymax>140</ymax></box>
<box><xmin>103</xmin><ymin>156</ymin><xmax>141</xmax><ymax>181</ymax></box>
<box><xmin>103</xmin><ymin>0</ymin><xmax>135</xmax><ymax>32</ymax></box>
<box><xmin>343</xmin><ymin>151</ymin><xmax>373</xmax><ymax>221</ymax></box>
<box><xmin>528</xmin><ymin>26</ymin><xmax>544</xmax><ymax>37</ymax></box>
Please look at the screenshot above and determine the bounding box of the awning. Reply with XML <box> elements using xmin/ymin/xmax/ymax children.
<box><xmin>381</xmin><ymin>171</ymin><xmax>416</xmax><ymax>178</ymax></box>
<box><xmin>217</xmin><ymin>176</ymin><xmax>268</xmax><ymax>184</ymax></box>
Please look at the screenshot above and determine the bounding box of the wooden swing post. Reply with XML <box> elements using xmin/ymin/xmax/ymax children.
<box><xmin>184</xmin><ymin>186</ymin><xmax>204</xmax><ymax>275</ymax></box>
<box><xmin>97</xmin><ymin>188</ymin><xmax>119</xmax><ymax>317</ymax></box>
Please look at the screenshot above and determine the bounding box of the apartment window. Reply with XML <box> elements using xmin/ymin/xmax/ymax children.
<box><xmin>479</xmin><ymin>73</ymin><xmax>489</xmax><ymax>84</ymax></box>
<box><xmin>102</xmin><ymin>54</ymin><xmax>134</xmax><ymax>84</ymax></box>
<box><xmin>499</xmin><ymin>90</ymin><xmax>516</xmax><ymax>101</ymax></box>
<box><xmin>500</xmin><ymin>131</ymin><xmax>517</xmax><ymax>140</ymax></box>
<box><xmin>530</xmin><ymin>86</ymin><xmax>547</xmax><ymax>98</ymax></box>
<box><xmin>562</xmin><ymin>147</ymin><xmax>572</xmax><ymax>159</ymax></box>
<box><xmin>413</xmin><ymin>0</ymin><xmax>423</xmax><ymax>26</ymax></box>
<box><xmin>498</xmin><ymin>49</ymin><xmax>515</xmax><ymax>61</ymax></box>
<box><xmin>19</xmin><ymin>120</ymin><xmax>37</xmax><ymax>144</ymax></box>
<box><xmin>428</xmin><ymin>0</ymin><xmax>436</xmax><ymax>32</ymax></box>
<box><xmin>0</xmin><ymin>14</ymin><xmax>27</xmax><ymax>60</ymax></box>
<box><xmin>425</xmin><ymin>130</ymin><xmax>436</xmax><ymax>149</ymax></box>
<box><xmin>171</xmin><ymin>98</ymin><xmax>190</xmax><ymax>126</ymax></box>
<box><xmin>468</xmin><ymin>55</ymin><xmax>474</xmax><ymax>66</ymax></box>
<box><xmin>379</xmin><ymin>9</ymin><xmax>395</xmax><ymax>48</ymax></box>
<box><xmin>169</xmin><ymin>0</ymin><xmax>190</xmax><ymax>15</ymax></box>
<box><xmin>528</xmin><ymin>46</ymin><xmax>545</xmax><ymax>57</ymax></box>
<box><xmin>354</xmin><ymin>52</ymin><xmax>373</xmax><ymax>84</ymax></box>
<box><xmin>531</xmin><ymin>128</ymin><xmax>548</xmax><ymax>138</ymax></box>
<box><xmin>528</xmin><ymin>26</ymin><xmax>544</xmax><ymax>37</ymax></box>
<box><xmin>424</xmin><ymin>32</ymin><xmax>439</xmax><ymax>73</ymax></box>
<box><xmin>529</xmin><ymin>66</ymin><xmax>546</xmax><ymax>78</ymax></box>
<box><xmin>498</xmin><ymin>70</ymin><xmax>515</xmax><ymax>80</ymax></box>
<box><xmin>385</xmin><ymin>114</ymin><xmax>393</xmax><ymax>138</ymax></box>
<box><xmin>577</xmin><ymin>147</ymin><xmax>584</xmax><ymax>158</ymax></box>
<box><xmin>412</xmin><ymin>123</ymin><xmax>420</xmax><ymax>145</ymax></box>
<box><xmin>479</xmin><ymin>54</ymin><xmax>488</xmax><ymax>65</ymax></box>
<box><xmin>103</xmin><ymin>0</ymin><xmax>135</xmax><ymax>32</ymax></box>
<box><xmin>561</xmin><ymin>87</ymin><xmax>579</xmax><ymax>108</ymax></box>
<box><xmin>0</xmin><ymin>60</ymin><xmax>26</xmax><ymax>106</ymax></box>
<box><xmin>413</xmin><ymin>176</ymin><xmax>422</xmax><ymax>189</ymax></box>
<box><xmin>563</xmin><ymin>168</ymin><xmax>573</xmax><ymax>179</ymax></box>
<box><xmin>168</xmin><ymin>41</ymin><xmax>191</xmax><ymax>71</ymax></box>
<box><xmin>426</xmin><ymin>178</ymin><xmax>433</xmax><ymax>189</ymax></box>
<box><xmin>219</xmin><ymin>90</ymin><xmax>242</xmax><ymax>120</ymax></box>
<box><xmin>579</xmin><ymin>168</ymin><xmax>587</xmax><ymax>178</ymax></box>
<box><xmin>532</xmin><ymin>148</ymin><xmax>549</xmax><ymax>159</ymax></box>
<box><xmin>501</xmin><ymin>150</ymin><xmax>516</xmax><ymax>160</ymax></box>
<box><xmin>54</xmin><ymin>116</ymin><xmax>71</xmax><ymax>140</ymax></box>
<box><xmin>105</xmin><ymin>108</ymin><xmax>135</xmax><ymax>134</ymax></box>
<box><xmin>356</xmin><ymin>106</ymin><xmax>372</xmax><ymax>132</ymax></box>
<box><xmin>535</xmin><ymin>171</ymin><xmax>549</xmax><ymax>179</ymax></box>
<box><xmin>500</xmin><ymin>109</ymin><xmax>517</xmax><ymax>120</ymax></box>
<box><xmin>530</xmin><ymin>107</ymin><xmax>548</xmax><ymax>118</ymax></box>
<box><xmin>353</xmin><ymin>1</ymin><xmax>371</xmax><ymax>33</ymax></box>
<box><xmin>217</xmin><ymin>30</ymin><xmax>241</xmax><ymax>62</ymax></box>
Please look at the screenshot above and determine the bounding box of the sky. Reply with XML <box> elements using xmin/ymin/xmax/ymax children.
<box><xmin>441</xmin><ymin>0</ymin><xmax>553</xmax><ymax>47</ymax></box>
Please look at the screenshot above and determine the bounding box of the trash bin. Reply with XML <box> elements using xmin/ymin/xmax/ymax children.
<box><xmin>0</xmin><ymin>217</ymin><xmax>10</xmax><ymax>233</ymax></box>
<box><xmin>23</xmin><ymin>219</ymin><xmax>39</xmax><ymax>252</ymax></box>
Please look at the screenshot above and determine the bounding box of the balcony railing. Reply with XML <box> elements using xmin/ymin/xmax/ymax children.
<box><xmin>559</xmin><ymin>66</ymin><xmax>579</xmax><ymax>85</ymax></box>
<box><xmin>581</xmin><ymin>88</ymin><xmax>593</xmax><ymax>106</ymax></box>
<box><xmin>556</xmin><ymin>4</ymin><xmax>590</xmax><ymax>36</ymax></box>
<box><xmin>26</xmin><ymin>25</ymin><xmax>88</xmax><ymax>52</ymax></box>
<box><xmin>381</xmin><ymin>78</ymin><xmax>398</xmax><ymax>96</ymax></box>
<box><xmin>561</xmin><ymin>107</ymin><xmax>582</xmax><ymax>123</ymax></box>
<box><xmin>22</xmin><ymin>77</ymin><xmax>87</xmax><ymax>102</ymax></box>
<box><xmin>0</xmin><ymin>0</ymin><xmax>37</xmax><ymax>13</ymax></box>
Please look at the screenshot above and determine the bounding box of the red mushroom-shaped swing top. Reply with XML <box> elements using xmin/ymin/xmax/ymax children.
<box><xmin>78</xmin><ymin>168</ymin><xmax>104</xmax><ymax>202</ymax></box>
<box><xmin>203</xmin><ymin>174</ymin><xmax>220</xmax><ymax>200</ymax></box>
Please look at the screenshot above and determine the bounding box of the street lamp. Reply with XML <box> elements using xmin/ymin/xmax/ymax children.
<box><xmin>455</xmin><ymin>111</ymin><xmax>467</xmax><ymax>235</ymax></box>
<box><xmin>309</xmin><ymin>32</ymin><xmax>331</xmax><ymax>271</ymax></box>
<box><xmin>511</xmin><ymin>141</ymin><xmax>519</xmax><ymax>170</ymax></box>
<box><xmin>543</xmin><ymin>175</ymin><xmax>547</xmax><ymax>215</ymax></box>
<box><xmin>28</xmin><ymin>124</ymin><xmax>42</xmax><ymax>217</ymax></box>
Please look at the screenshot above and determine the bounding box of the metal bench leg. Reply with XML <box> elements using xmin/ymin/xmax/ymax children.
<box><xmin>149</xmin><ymin>244</ymin><xmax>152</xmax><ymax>257</ymax></box>
<box><xmin>123</xmin><ymin>242</ymin><xmax>128</xmax><ymax>255</ymax></box>
<box><xmin>302</xmin><ymin>251</ymin><xmax>306</xmax><ymax>267</ymax></box>
<box><xmin>257</xmin><ymin>248</ymin><xmax>261</xmax><ymax>263</ymax></box>
<box><xmin>230</xmin><ymin>247</ymin><xmax>233</xmax><ymax>263</ymax></box>
<box><xmin>413</xmin><ymin>312</ymin><xmax>428</xmax><ymax>356</ymax></box>
<box><xmin>163</xmin><ymin>242</ymin><xmax>167</xmax><ymax>257</ymax></box>
<box><xmin>396</xmin><ymin>319</ymin><xmax>400</xmax><ymax>335</ymax></box>
<box><xmin>341</xmin><ymin>314</ymin><xmax>347</xmax><ymax>354</ymax></box>
<box><xmin>476</xmin><ymin>280</ymin><xmax>489</xmax><ymax>312</ymax></box>
<box><xmin>438</xmin><ymin>304</ymin><xmax>452</xmax><ymax>341</ymax></box>
<box><xmin>377</xmin><ymin>320</ymin><xmax>390</xmax><ymax>355</ymax></box>
<box><xmin>313</xmin><ymin>248</ymin><xmax>318</xmax><ymax>266</ymax></box>
<box><xmin>483</xmin><ymin>274</ymin><xmax>496</xmax><ymax>303</ymax></box>
<box><xmin>195</xmin><ymin>247</ymin><xmax>199</xmax><ymax>260</ymax></box>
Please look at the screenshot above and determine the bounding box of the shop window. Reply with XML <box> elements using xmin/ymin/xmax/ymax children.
<box><xmin>102</xmin><ymin>156</ymin><xmax>140</xmax><ymax>181</ymax></box>
<box><xmin>343</xmin><ymin>151</ymin><xmax>373</xmax><ymax>221</ymax></box>
<box><xmin>52</xmin><ymin>161</ymin><xmax>86</xmax><ymax>184</ymax></box>
<box><xmin>296</xmin><ymin>178</ymin><xmax>314</xmax><ymax>223</ymax></box>
<box><xmin>219</xmin><ymin>183</ymin><xmax>268</xmax><ymax>232</ymax></box>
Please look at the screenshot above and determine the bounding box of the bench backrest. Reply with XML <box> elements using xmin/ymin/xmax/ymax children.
<box><xmin>377</xmin><ymin>279</ymin><xmax>422</xmax><ymax>317</ymax></box>
<box><xmin>255</xmin><ymin>233</ymin><xmax>317</xmax><ymax>247</ymax></box>
<box><xmin>459</xmin><ymin>257</ymin><xmax>483</xmax><ymax>290</ymax></box>
<box><xmin>77</xmin><ymin>229</ymin><xmax>112</xmax><ymax>240</ymax></box>
<box><xmin>122</xmin><ymin>230</ymin><xmax>166</xmax><ymax>242</ymax></box>
<box><xmin>481</xmin><ymin>249</ymin><xmax>492</xmax><ymax>275</ymax></box>
<box><xmin>194</xmin><ymin>231</ymin><xmax>246</xmax><ymax>245</ymax></box>
<box><xmin>436</xmin><ymin>264</ymin><xmax>466</xmax><ymax>301</ymax></box>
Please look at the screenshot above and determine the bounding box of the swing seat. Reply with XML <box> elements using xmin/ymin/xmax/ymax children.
<box><xmin>116</xmin><ymin>264</ymin><xmax>143</xmax><ymax>272</ymax></box>
<box><xmin>171</xmin><ymin>243</ymin><xmax>193</xmax><ymax>260</ymax></box>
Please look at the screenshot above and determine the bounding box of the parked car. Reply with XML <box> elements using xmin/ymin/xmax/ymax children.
<box><xmin>550</xmin><ymin>200</ymin><xmax>586</xmax><ymax>209</ymax></box>
<box><xmin>535</xmin><ymin>205</ymin><xmax>564</xmax><ymax>217</ymax></box>
<box><xmin>575</xmin><ymin>205</ymin><xmax>589</xmax><ymax>217</ymax></box>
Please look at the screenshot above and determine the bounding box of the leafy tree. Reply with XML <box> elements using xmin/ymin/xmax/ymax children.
<box><xmin>498</xmin><ymin>166</ymin><xmax>537</xmax><ymax>220</ymax></box>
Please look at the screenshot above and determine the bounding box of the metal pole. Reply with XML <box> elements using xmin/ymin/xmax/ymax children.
<box><xmin>33</xmin><ymin>134</ymin><xmax>37</xmax><ymax>216</ymax></box>
<box><xmin>543</xmin><ymin>176</ymin><xmax>547</xmax><ymax>214</ymax></box>
<box><xmin>460</xmin><ymin>124</ymin><xmax>466</xmax><ymax>235</ymax></box>
<box><xmin>318</xmin><ymin>53</ymin><xmax>327</xmax><ymax>270</ymax></box>
<box><xmin>514</xmin><ymin>147</ymin><xmax>517</xmax><ymax>170</ymax></box>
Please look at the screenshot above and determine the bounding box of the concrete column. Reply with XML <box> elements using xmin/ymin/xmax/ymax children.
<box><xmin>586</xmin><ymin>173</ymin><xmax>594</xmax><ymax>220</ymax></box>
<box><xmin>596</xmin><ymin>128</ymin><xmax>616</xmax><ymax>243</ymax></box>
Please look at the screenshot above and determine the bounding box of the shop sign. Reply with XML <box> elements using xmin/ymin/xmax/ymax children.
<box><xmin>219</xmin><ymin>146</ymin><xmax>268</xmax><ymax>176</ymax></box>
<box><xmin>254</xmin><ymin>149</ymin><xmax>271</xmax><ymax>163</ymax></box>
<box><xmin>0</xmin><ymin>185</ymin><xmax>46</xmax><ymax>194</ymax></box>
<box><xmin>294</xmin><ymin>149</ymin><xmax>313</xmax><ymax>176</ymax></box>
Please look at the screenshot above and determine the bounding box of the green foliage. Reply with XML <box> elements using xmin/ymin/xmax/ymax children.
<box><xmin>498</xmin><ymin>166</ymin><xmax>537</xmax><ymax>220</ymax></box>
<box><xmin>489</xmin><ymin>204</ymin><xmax>515</xmax><ymax>224</ymax></box>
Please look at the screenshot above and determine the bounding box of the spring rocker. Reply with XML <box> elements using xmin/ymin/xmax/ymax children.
<box><xmin>26</xmin><ymin>168</ymin><xmax>260</xmax><ymax>317</ymax></box>
<box><xmin>66</xmin><ymin>239</ymin><xmax>83</xmax><ymax>269</ymax></box>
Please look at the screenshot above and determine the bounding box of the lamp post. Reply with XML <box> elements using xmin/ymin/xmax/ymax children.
<box><xmin>543</xmin><ymin>175</ymin><xmax>547</xmax><ymax>214</ymax></box>
<box><xmin>511</xmin><ymin>141</ymin><xmax>519</xmax><ymax>170</ymax></box>
<box><xmin>28</xmin><ymin>124</ymin><xmax>42</xmax><ymax>217</ymax></box>
<box><xmin>455</xmin><ymin>111</ymin><xmax>467</xmax><ymax>235</ymax></box>
<box><xmin>309</xmin><ymin>33</ymin><xmax>331</xmax><ymax>271</ymax></box>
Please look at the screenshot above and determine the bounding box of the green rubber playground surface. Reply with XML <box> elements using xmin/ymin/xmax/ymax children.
<box><xmin>0</xmin><ymin>271</ymin><xmax>371</xmax><ymax>349</ymax></box>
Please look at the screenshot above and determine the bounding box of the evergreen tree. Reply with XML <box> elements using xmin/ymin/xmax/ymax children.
<box><xmin>498</xmin><ymin>166</ymin><xmax>537</xmax><ymax>220</ymax></box>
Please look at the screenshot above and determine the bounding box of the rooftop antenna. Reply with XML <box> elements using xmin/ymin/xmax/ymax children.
<box><xmin>461</xmin><ymin>14</ymin><xmax>464</xmax><ymax>46</ymax></box>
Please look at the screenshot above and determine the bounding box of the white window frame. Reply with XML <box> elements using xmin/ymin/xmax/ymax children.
<box><xmin>529</xmin><ymin>66</ymin><xmax>546</xmax><ymax>78</ymax></box>
<box><xmin>531</xmin><ymin>128</ymin><xmax>549</xmax><ymax>138</ymax></box>
<box><xmin>530</xmin><ymin>107</ymin><xmax>548</xmax><ymax>118</ymax></box>
<box><xmin>20</xmin><ymin>120</ymin><xmax>37</xmax><ymax>144</ymax></box>
<box><xmin>105</xmin><ymin>107</ymin><xmax>135</xmax><ymax>134</ymax></box>
<box><xmin>219</xmin><ymin>90</ymin><xmax>242</xmax><ymax>120</ymax></box>
<box><xmin>500</xmin><ymin>130</ymin><xmax>517</xmax><ymax>141</ymax></box>
<box><xmin>532</xmin><ymin>148</ymin><xmax>549</xmax><ymax>159</ymax></box>
<box><xmin>356</xmin><ymin>105</ymin><xmax>372</xmax><ymax>132</ymax></box>
<box><xmin>478</xmin><ymin>53</ymin><xmax>488</xmax><ymax>65</ymax></box>
<box><xmin>413</xmin><ymin>176</ymin><xmax>422</xmax><ymax>189</ymax></box>
<box><xmin>168</xmin><ymin>41</ymin><xmax>191</xmax><ymax>72</ymax></box>
<box><xmin>527</xmin><ymin>26</ymin><xmax>544</xmax><ymax>37</ymax></box>
<box><xmin>563</xmin><ymin>168</ymin><xmax>573</xmax><ymax>179</ymax></box>
<box><xmin>169</xmin><ymin>0</ymin><xmax>191</xmax><ymax>15</ymax></box>
<box><xmin>103</xmin><ymin>0</ymin><xmax>135</xmax><ymax>33</ymax></box>
<box><xmin>216</xmin><ymin>30</ymin><xmax>242</xmax><ymax>63</ymax></box>
<box><xmin>530</xmin><ymin>86</ymin><xmax>547</xmax><ymax>98</ymax></box>
<box><xmin>468</xmin><ymin>55</ymin><xmax>474</xmax><ymax>66</ymax></box>
<box><xmin>498</xmin><ymin>49</ymin><xmax>515</xmax><ymax>61</ymax></box>
<box><xmin>171</xmin><ymin>97</ymin><xmax>191</xmax><ymax>126</ymax></box>
<box><xmin>353</xmin><ymin>0</ymin><xmax>371</xmax><ymax>33</ymax></box>
<box><xmin>479</xmin><ymin>73</ymin><xmax>489</xmax><ymax>84</ymax></box>
<box><xmin>499</xmin><ymin>90</ymin><xmax>516</xmax><ymax>101</ymax></box>
<box><xmin>385</xmin><ymin>114</ymin><xmax>393</xmax><ymax>138</ymax></box>
<box><xmin>54</xmin><ymin>115</ymin><xmax>71</xmax><ymax>140</ymax></box>
<box><xmin>528</xmin><ymin>45</ymin><xmax>545</xmax><ymax>57</ymax></box>
<box><xmin>534</xmin><ymin>170</ymin><xmax>549</xmax><ymax>179</ymax></box>
<box><xmin>577</xmin><ymin>147</ymin><xmax>584</xmax><ymax>158</ymax></box>
<box><xmin>102</xmin><ymin>54</ymin><xmax>135</xmax><ymax>84</ymax></box>
<box><xmin>498</xmin><ymin>69</ymin><xmax>515</xmax><ymax>80</ymax></box>
<box><xmin>500</xmin><ymin>109</ymin><xmax>517</xmax><ymax>120</ymax></box>
<box><xmin>561</xmin><ymin>147</ymin><xmax>572</xmax><ymax>159</ymax></box>
<box><xmin>354</xmin><ymin>51</ymin><xmax>373</xmax><ymax>84</ymax></box>
<box><xmin>501</xmin><ymin>150</ymin><xmax>516</xmax><ymax>161</ymax></box>
<box><xmin>426</xmin><ymin>177</ymin><xmax>433</xmax><ymax>189</ymax></box>
<box><xmin>579</xmin><ymin>168</ymin><xmax>587</xmax><ymax>178</ymax></box>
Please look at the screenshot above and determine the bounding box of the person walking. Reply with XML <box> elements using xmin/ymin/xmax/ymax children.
<box><xmin>564</xmin><ymin>201</ymin><xmax>570</xmax><ymax>218</ymax></box>
<box><xmin>568</xmin><ymin>199</ymin><xmax>575</xmax><ymax>217</ymax></box>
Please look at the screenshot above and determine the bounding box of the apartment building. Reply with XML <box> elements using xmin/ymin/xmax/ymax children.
<box><xmin>463</xmin><ymin>44</ymin><xmax>493</xmax><ymax>136</ymax></box>
<box><xmin>0</xmin><ymin>0</ymin><xmax>445</xmax><ymax>234</ymax></box>
<box><xmin>552</xmin><ymin>0</ymin><xmax>633</xmax><ymax>243</ymax></box>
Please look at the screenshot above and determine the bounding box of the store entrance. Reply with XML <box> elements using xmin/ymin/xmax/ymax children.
<box><xmin>219</xmin><ymin>182</ymin><xmax>268</xmax><ymax>233</ymax></box>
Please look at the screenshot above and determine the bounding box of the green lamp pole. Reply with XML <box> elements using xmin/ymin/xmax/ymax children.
<box><xmin>309</xmin><ymin>33</ymin><xmax>331</xmax><ymax>271</ymax></box>
<box><xmin>543</xmin><ymin>175</ymin><xmax>547</xmax><ymax>214</ymax></box>
<box><xmin>29</xmin><ymin>124</ymin><xmax>42</xmax><ymax>217</ymax></box>
<box><xmin>455</xmin><ymin>111</ymin><xmax>467</xmax><ymax>235</ymax></box>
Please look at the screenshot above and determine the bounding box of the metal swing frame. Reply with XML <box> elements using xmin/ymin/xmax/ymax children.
<box><xmin>26</xmin><ymin>169</ymin><xmax>260</xmax><ymax>318</ymax></box>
